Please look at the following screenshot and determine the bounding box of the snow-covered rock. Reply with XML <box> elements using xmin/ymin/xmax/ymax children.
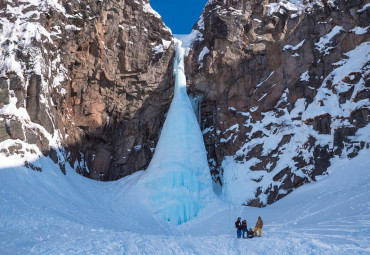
<box><xmin>185</xmin><ymin>0</ymin><xmax>370</xmax><ymax>206</ymax></box>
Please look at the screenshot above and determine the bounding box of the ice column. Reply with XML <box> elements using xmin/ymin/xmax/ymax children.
<box><xmin>139</xmin><ymin>40</ymin><xmax>213</xmax><ymax>225</ymax></box>
<box><xmin>189</xmin><ymin>94</ymin><xmax>202</xmax><ymax>126</ymax></box>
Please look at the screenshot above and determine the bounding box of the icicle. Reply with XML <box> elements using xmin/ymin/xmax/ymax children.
<box><xmin>189</xmin><ymin>94</ymin><xmax>202</xmax><ymax>126</ymax></box>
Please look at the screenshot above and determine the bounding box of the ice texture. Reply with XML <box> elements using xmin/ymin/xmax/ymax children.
<box><xmin>139</xmin><ymin>40</ymin><xmax>213</xmax><ymax>225</ymax></box>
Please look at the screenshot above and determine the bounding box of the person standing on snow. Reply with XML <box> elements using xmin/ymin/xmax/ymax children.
<box><xmin>241</xmin><ymin>220</ymin><xmax>247</xmax><ymax>238</ymax></box>
<box><xmin>254</xmin><ymin>216</ymin><xmax>263</xmax><ymax>237</ymax></box>
<box><xmin>235</xmin><ymin>217</ymin><xmax>242</xmax><ymax>238</ymax></box>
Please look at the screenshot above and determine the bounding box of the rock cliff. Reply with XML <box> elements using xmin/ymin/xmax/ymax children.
<box><xmin>0</xmin><ymin>0</ymin><xmax>175</xmax><ymax>180</ymax></box>
<box><xmin>185</xmin><ymin>0</ymin><xmax>370</xmax><ymax>206</ymax></box>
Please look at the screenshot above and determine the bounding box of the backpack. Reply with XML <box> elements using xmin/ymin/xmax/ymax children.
<box><xmin>235</xmin><ymin>220</ymin><xmax>240</xmax><ymax>229</ymax></box>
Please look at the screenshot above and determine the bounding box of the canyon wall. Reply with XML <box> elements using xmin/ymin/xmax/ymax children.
<box><xmin>0</xmin><ymin>0</ymin><xmax>175</xmax><ymax>180</ymax></box>
<box><xmin>185</xmin><ymin>0</ymin><xmax>370</xmax><ymax>206</ymax></box>
<box><xmin>1</xmin><ymin>0</ymin><xmax>369</xmax><ymax>207</ymax></box>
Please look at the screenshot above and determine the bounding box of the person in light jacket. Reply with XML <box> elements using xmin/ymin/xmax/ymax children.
<box><xmin>254</xmin><ymin>216</ymin><xmax>263</xmax><ymax>237</ymax></box>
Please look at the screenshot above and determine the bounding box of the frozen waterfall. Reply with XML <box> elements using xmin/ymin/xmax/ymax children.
<box><xmin>139</xmin><ymin>39</ymin><xmax>213</xmax><ymax>225</ymax></box>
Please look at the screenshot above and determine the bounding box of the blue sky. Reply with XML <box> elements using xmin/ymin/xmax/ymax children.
<box><xmin>150</xmin><ymin>0</ymin><xmax>208</xmax><ymax>34</ymax></box>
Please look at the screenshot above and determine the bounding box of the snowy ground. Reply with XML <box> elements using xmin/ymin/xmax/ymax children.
<box><xmin>0</xmin><ymin>149</ymin><xmax>369</xmax><ymax>254</ymax></box>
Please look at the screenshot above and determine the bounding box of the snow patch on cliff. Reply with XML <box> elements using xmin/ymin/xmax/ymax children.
<box><xmin>303</xmin><ymin>42</ymin><xmax>370</xmax><ymax>120</ymax></box>
<box><xmin>142</xmin><ymin>3</ymin><xmax>162</xmax><ymax>19</ymax></box>
<box><xmin>283</xmin><ymin>40</ymin><xmax>305</xmax><ymax>51</ymax></box>
<box><xmin>266</xmin><ymin>0</ymin><xmax>335</xmax><ymax>16</ymax></box>
<box><xmin>198</xmin><ymin>46</ymin><xmax>210</xmax><ymax>69</ymax></box>
<box><xmin>315</xmin><ymin>26</ymin><xmax>344</xmax><ymax>55</ymax></box>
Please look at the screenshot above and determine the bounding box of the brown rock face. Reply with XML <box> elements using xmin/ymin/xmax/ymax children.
<box><xmin>185</xmin><ymin>0</ymin><xmax>370</xmax><ymax>206</ymax></box>
<box><xmin>0</xmin><ymin>0</ymin><xmax>175</xmax><ymax>180</ymax></box>
<box><xmin>58</xmin><ymin>0</ymin><xmax>175</xmax><ymax>180</ymax></box>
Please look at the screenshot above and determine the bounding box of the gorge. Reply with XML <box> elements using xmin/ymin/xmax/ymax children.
<box><xmin>0</xmin><ymin>0</ymin><xmax>370</xmax><ymax>253</ymax></box>
<box><xmin>0</xmin><ymin>0</ymin><xmax>369</xmax><ymax>207</ymax></box>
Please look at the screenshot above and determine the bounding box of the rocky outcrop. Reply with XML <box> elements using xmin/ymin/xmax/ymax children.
<box><xmin>58</xmin><ymin>0</ymin><xmax>175</xmax><ymax>180</ymax></box>
<box><xmin>0</xmin><ymin>0</ymin><xmax>175</xmax><ymax>180</ymax></box>
<box><xmin>185</xmin><ymin>0</ymin><xmax>370</xmax><ymax>206</ymax></box>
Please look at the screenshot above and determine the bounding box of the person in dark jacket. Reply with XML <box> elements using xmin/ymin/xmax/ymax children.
<box><xmin>241</xmin><ymin>220</ymin><xmax>247</xmax><ymax>238</ymax></box>
<box><xmin>254</xmin><ymin>216</ymin><xmax>264</xmax><ymax>237</ymax></box>
<box><xmin>235</xmin><ymin>217</ymin><xmax>242</xmax><ymax>238</ymax></box>
<box><xmin>247</xmin><ymin>228</ymin><xmax>255</xmax><ymax>238</ymax></box>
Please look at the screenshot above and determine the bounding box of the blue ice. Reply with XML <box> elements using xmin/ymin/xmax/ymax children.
<box><xmin>140</xmin><ymin>40</ymin><xmax>213</xmax><ymax>225</ymax></box>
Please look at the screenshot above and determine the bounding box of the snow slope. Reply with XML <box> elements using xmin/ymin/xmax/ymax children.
<box><xmin>0</xmin><ymin>149</ymin><xmax>369</xmax><ymax>254</ymax></box>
